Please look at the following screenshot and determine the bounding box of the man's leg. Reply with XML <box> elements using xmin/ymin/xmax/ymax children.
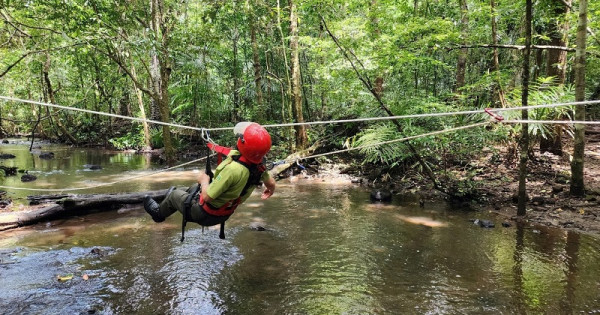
<box><xmin>159</xmin><ymin>188</ymin><xmax>189</xmax><ymax>218</ymax></box>
<box><xmin>144</xmin><ymin>186</ymin><xmax>177</xmax><ymax>222</ymax></box>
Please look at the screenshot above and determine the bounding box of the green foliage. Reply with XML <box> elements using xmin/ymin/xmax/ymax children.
<box><xmin>349</xmin><ymin>123</ymin><xmax>408</xmax><ymax>166</ymax></box>
<box><xmin>504</xmin><ymin>77</ymin><xmax>576</xmax><ymax>140</ymax></box>
<box><xmin>151</xmin><ymin>128</ymin><xmax>164</xmax><ymax>149</ymax></box>
<box><xmin>109</xmin><ymin>126</ymin><xmax>145</xmax><ymax>150</ymax></box>
<box><xmin>0</xmin><ymin>0</ymin><xmax>597</xmax><ymax>175</ymax></box>
<box><xmin>73</xmin><ymin>117</ymin><xmax>107</xmax><ymax>144</ymax></box>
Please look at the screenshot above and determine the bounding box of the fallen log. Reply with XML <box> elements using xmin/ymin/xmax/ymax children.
<box><xmin>270</xmin><ymin>141</ymin><xmax>320</xmax><ymax>179</ymax></box>
<box><xmin>0</xmin><ymin>188</ymin><xmax>171</xmax><ymax>231</ymax></box>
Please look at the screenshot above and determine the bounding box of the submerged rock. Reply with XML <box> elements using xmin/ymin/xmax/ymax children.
<box><xmin>39</xmin><ymin>152</ymin><xmax>55</xmax><ymax>159</ymax></box>
<box><xmin>0</xmin><ymin>153</ymin><xmax>15</xmax><ymax>159</ymax></box>
<box><xmin>249</xmin><ymin>221</ymin><xmax>267</xmax><ymax>231</ymax></box>
<box><xmin>370</xmin><ymin>189</ymin><xmax>392</xmax><ymax>202</ymax></box>
<box><xmin>83</xmin><ymin>164</ymin><xmax>102</xmax><ymax>170</ymax></box>
<box><xmin>0</xmin><ymin>198</ymin><xmax>11</xmax><ymax>208</ymax></box>
<box><xmin>0</xmin><ymin>166</ymin><xmax>17</xmax><ymax>176</ymax></box>
<box><xmin>21</xmin><ymin>174</ymin><xmax>37</xmax><ymax>182</ymax></box>
<box><xmin>471</xmin><ymin>219</ymin><xmax>495</xmax><ymax>228</ymax></box>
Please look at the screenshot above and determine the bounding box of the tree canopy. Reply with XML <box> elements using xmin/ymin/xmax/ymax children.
<box><xmin>0</xmin><ymin>0</ymin><xmax>598</xmax><ymax>196</ymax></box>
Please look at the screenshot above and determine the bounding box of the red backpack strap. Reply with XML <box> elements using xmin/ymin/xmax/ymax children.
<box><xmin>207</xmin><ymin>143</ymin><xmax>232</xmax><ymax>164</ymax></box>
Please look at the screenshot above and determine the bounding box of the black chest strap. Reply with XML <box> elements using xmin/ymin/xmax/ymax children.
<box><xmin>231</xmin><ymin>155</ymin><xmax>266</xmax><ymax>197</ymax></box>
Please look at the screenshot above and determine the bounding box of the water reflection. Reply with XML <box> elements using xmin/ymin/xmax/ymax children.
<box><xmin>0</xmin><ymin>141</ymin><xmax>197</xmax><ymax>204</ymax></box>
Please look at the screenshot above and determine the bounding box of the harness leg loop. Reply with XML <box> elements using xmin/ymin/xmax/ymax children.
<box><xmin>219</xmin><ymin>222</ymin><xmax>225</xmax><ymax>239</ymax></box>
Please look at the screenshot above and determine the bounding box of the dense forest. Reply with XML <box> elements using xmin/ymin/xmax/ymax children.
<box><xmin>0</xmin><ymin>0</ymin><xmax>598</xmax><ymax>208</ymax></box>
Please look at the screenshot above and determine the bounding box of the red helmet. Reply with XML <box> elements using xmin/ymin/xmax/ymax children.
<box><xmin>235</xmin><ymin>122</ymin><xmax>271</xmax><ymax>164</ymax></box>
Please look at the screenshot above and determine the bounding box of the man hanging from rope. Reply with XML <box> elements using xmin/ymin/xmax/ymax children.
<box><xmin>143</xmin><ymin>122</ymin><xmax>276</xmax><ymax>240</ymax></box>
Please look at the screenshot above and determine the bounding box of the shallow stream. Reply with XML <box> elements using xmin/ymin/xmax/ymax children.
<box><xmin>1</xmin><ymin>141</ymin><xmax>599</xmax><ymax>314</ymax></box>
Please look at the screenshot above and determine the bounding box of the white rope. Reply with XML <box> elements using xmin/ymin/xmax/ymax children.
<box><xmin>2</xmin><ymin>95</ymin><xmax>599</xmax><ymax>132</ymax></box>
<box><xmin>503</xmin><ymin>119</ymin><xmax>600</xmax><ymax>125</ymax></box>
<box><xmin>283</xmin><ymin>122</ymin><xmax>489</xmax><ymax>162</ymax></box>
<box><xmin>0</xmin><ymin>156</ymin><xmax>209</xmax><ymax>192</ymax></box>
<box><xmin>492</xmin><ymin>100</ymin><xmax>600</xmax><ymax>113</ymax></box>
<box><xmin>209</xmin><ymin>100</ymin><xmax>600</xmax><ymax>130</ymax></box>
<box><xmin>0</xmin><ymin>123</ymin><xmax>486</xmax><ymax>192</ymax></box>
<box><xmin>1</xmin><ymin>94</ymin><xmax>598</xmax><ymax>192</ymax></box>
<box><xmin>0</xmin><ymin>95</ymin><xmax>206</xmax><ymax>132</ymax></box>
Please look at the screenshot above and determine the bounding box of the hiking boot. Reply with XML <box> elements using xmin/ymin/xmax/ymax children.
<box><xmin>144</xmin><ymin>196</ymin><xmax>165</xmax><ymax>223</ymax></box>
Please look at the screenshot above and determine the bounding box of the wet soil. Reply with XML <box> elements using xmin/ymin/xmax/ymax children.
<box><xmin>475</xmin><ymin>141</ymin><xmax>600</xmax><ymax>235</ymax></box>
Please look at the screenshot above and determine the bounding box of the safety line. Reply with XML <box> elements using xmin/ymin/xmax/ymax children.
<box><xmin>0</xmin><ymin>156</ymin><xmax>210</xmax><ymax>192</ymax></box>
<box><xmin>2</xmin><ymin>95</ymin><xmax>599</xmax><ymax>132</ymax></box>
<box><xmin>0</xmin><ymin>95</ymin><xmax>207</xmax><ymax>132</ymax></box>
<box><xmin>503</xmin><ymin>119</ymin><xmax>600</xmax><ymax>125</ymax></box>
<box><xmin>200</xmin><ymin>100</ymin><xmax>600</xmax><ymax>131</ymax></box>
<box><xmin>280</xmin><ymin>122</ymin><xmax>489</xmax><ymax>163</ymax></box>
<box><xmin>0</xmin><ymin>123</ymin><xmax>486</xmax><ymax>192</ymax></box>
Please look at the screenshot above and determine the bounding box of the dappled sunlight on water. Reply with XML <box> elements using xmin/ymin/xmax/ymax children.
<box><xmin>364</xmin><ymin>202</ymin><xmax>402</xmax><ymax>212</ymax></box>
<box><xmin>394</xmin><ymin>214</ymin><xmax>449</xmax><ymax>228</ymax></box>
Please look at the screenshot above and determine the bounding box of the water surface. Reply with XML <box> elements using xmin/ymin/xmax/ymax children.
<box><xmin>1</xmin><ymin>142</ymin><xmax>599</xmax><ymax>314</ymax></box>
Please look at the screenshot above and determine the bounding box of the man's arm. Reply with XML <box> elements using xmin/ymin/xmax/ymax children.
<box><xmin>198</xmin><ymin>173</ymin><xmax>213</xmax><ymax>202</ymax></box>
<box><xmin>261</xmin><ymin>177</ymin><xmax>276</xmax><ymax>200</ymax></box>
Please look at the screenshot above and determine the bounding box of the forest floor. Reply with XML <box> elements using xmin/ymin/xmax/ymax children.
<box><xmin>475</xmin><ymin>139</ymin><xmax>600</xmax><ymax>236</ymax></box>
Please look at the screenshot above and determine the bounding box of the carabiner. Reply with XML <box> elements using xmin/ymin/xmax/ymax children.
<box><xmin>201</xmin><ymin>128</ymin><xmax>215</xmax><ymax>144</ymax></box>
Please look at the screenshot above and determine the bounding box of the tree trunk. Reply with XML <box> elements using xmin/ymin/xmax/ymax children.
<box><xmin>232</xmin><ymin>28</ymin><xmax>241</xmax><ymax>122</ymax></box>
<box><xmin>517</xmin><ymin>0</ymin><xmax>533</xmax><ymax>216</ymax></box>
<box><xmin>42</xmin><ymin>53</ymin><xmax>78</xmax><ymax>145</ymax></box>
<box><xmin>454</xmin><ymin>0</ymin><xmax>468</xmax><ymax>93</ymax></box>
<box><xmin>276</xmin><ymin>0</ymin><xmax>294</xmax><ymax>151</ymax></box>
<box><xmin>570</xmin><ymin>0</ymin><xmax>588</xmax><ymax>196</ymax></box>
<box><xmin>29</xmin><ymin>106</ymin><xmax>42</xmax><ymax>151</ymax></box>
<box><xmin>151</xmin><ymin>0</ymin><xmax>174</xmax><ymax>164</ymax></box>
<box><xmin>40</xmin><ymin>64</ymin><xmax>60</xmax><ymax>140</ymax></box>
<box><xmin>131</xmin><ymin>64</ymin><xmax>152</xmax><ymax>150</ymax></box>
<box><xmin>547</xmin><ymin>0</ymin><xmax>570</xmax><ymax>84</ymax></box>
<box><xmin>540</xmin><ymin>0</ymin><xmax>571</xmax><ymax>155</ymax></box>
<box><xmin>491</xmin><ymin>0</ymin><xmax>507</xmax><ymax>107</ymax></box>
<box><xmin>251</xmin><ymin>19</ymin><xmax>265</xmax><ymax>120</ymax></box>
<box><xmin>370</xmin><ymin>0</ymin><xmax>384</xmax><ymax>99</ymax></box>
<box><xmin>289</xmin><ymin>0</ymin><xmax>307</xmax><ymax>149</ymax></box>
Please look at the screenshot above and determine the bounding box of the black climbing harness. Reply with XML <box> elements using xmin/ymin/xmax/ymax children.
<box><xmin>180</xmin><ymin>132</ymin><xmax>215</xmax><ymax>243</ymax></box>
